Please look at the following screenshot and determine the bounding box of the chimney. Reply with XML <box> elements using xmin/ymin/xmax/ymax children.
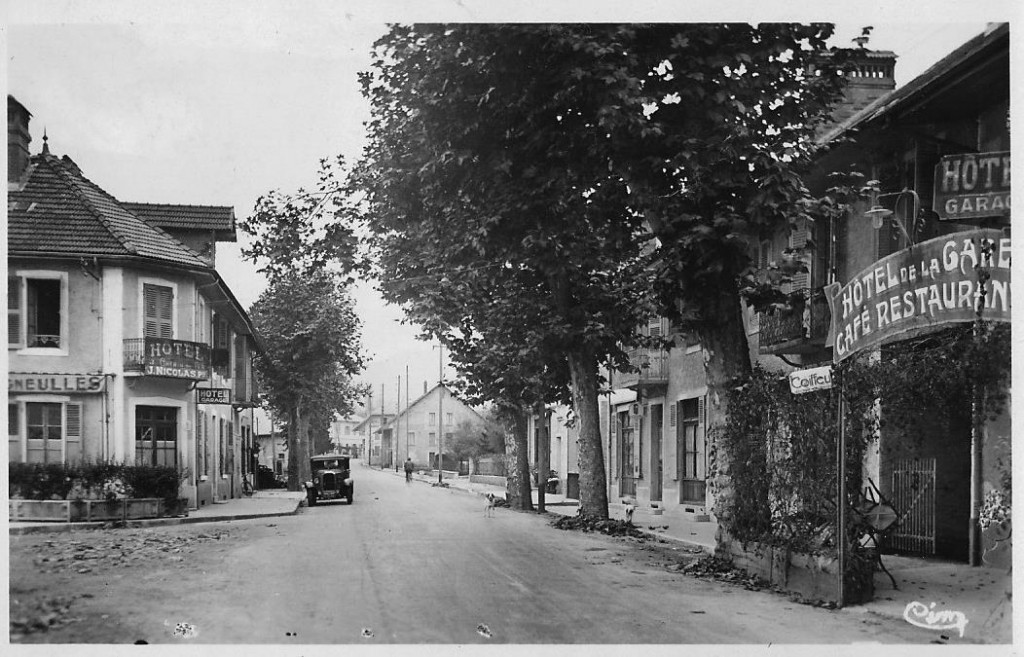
<box><xmin>827</xmin><ymin>50</ymin><xmax>898</xmax><ymax>127</ymax></box>
<box><xmin>8</xmin><ymin>95</ymin><xmax>32</xmax><ymax>184</ymax></box>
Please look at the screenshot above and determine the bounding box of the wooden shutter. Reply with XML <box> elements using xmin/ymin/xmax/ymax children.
<box><xmin>144</xmin><ymin>284</ymin><xmax>174</xmax><ymax>338</ymax></box>
<box><xmin>788</xmin><ymin>219</ymin><xmax>810</xmax><ymax>291</ymax></box>
<box><xmin>65</xmin><ymin>402</ymin><xmax>82</xmax><ymax>462</ymax></box>
<box><xmin>668</xmin><ymin>402</ymin><xmax>676</xmax><ymax>427</ymax></box>
<box><xmin>8</xmin><ymin>278</ymin><xmax>21</xmax><ymax>347</ymax></box>
<box><xmin>697</xmin><ymin>396</ymin><xmax>707</xmax><ymax>480</ymax></box>
<box><xmin>8</xmin><ymin>403</ymin><xmax>21</xmax><ymax>461</ymax></box>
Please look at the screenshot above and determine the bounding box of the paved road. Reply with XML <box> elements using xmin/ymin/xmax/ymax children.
<box><xmin>11</xmin><ymin>464</ymin><xmax>930</xmax><ymax>644</ymax></box>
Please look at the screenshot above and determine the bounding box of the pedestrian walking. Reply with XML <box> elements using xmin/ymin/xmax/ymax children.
<box><xmin>404</xmin><ymin>457</ymin><xmax>414</xmax><ymax>483</ymax></box>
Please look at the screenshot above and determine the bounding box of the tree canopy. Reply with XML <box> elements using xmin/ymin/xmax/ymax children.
<box><xmin>351</xmin><ymin>23</ymin><xmax>858</xmax><ymax>517</ymax></box>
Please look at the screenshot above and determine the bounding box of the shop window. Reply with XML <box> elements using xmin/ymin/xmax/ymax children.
<box><xmin>24</xmin><ymin>401</ymin><xmax>81</xmax><ymax>463</ymax></box>
<box><xmin>135</xmin><ymin>406</ymin><xmax>177</xmax><ymax>467</ymax></box>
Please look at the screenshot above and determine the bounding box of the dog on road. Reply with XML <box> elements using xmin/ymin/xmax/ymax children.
<box><xmin>484</xmin><ymin>492</ymin><xmax>497</xmax><ymax>518</ymax></box>
<box><xmin>624</xmin><ymin>503</ymin><xmax>636</xmax><ymax>524</ymax></box>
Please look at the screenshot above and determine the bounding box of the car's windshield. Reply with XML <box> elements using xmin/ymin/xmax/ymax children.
<box><xmin>313</xmin><ymin>459</ymin><xmax>348</xmax><ymax>470</ymax></box>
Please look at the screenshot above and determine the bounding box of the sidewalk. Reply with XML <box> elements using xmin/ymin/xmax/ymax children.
<box><xmin>8</xmin><ymin>489</ymin><xmax>307</xmax><ymax>535</ymax></box>
<box><xmin>376</xmin><ymin>463</ymin><xmax>717</xmax><ymax>553</ymax></box>
<box><xmin>391</xmin><ymin>465</ymin><xmax>1012</xmax><ymax>642</ymax></box>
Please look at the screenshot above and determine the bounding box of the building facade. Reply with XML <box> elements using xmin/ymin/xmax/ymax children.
<box><xmin>603</xmin><ymin>25</ymin><xmax>1011</xmax><ymax>564</ymax></box>
<box><xmin>383</xmin><ymin>383</ymin><xmax>485</xmax><ymax>470</ymax></box>
<box><xmin>7</xmin><ymin>96</ymin><xmax>261</xmax><ymax>509</ymax></box>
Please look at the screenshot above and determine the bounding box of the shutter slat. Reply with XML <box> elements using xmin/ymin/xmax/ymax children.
<box><xmin>8</xmin><ymin>278</ymin><xmax>22</xmax><ymax>346</ymax></box>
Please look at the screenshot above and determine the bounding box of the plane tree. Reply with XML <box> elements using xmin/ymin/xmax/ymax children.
<box><xmin>352</xmin><ymin>24</ymin><xmax>855</xmax><ymax>518</ymax></box>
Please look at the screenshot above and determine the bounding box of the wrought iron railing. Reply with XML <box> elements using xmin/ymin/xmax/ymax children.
<box><xmin>757</xmin><ymin>288</ymin><xmax>831</xmax><ymax>354</ymax></box>
<box><xmin>617</xmin><ymin>348</ymin><xmax>669</xmax><ymax>388</ymax></box>
<box><xmin>123</xmin><ymin>337</ymin><xmax>211</xmax><ymax>380</ymax></box>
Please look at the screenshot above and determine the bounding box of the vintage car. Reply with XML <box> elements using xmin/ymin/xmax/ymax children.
<box><xmin>304</xmin><ymin>454</ymin><xmax>353</xmax><ymax>506</ymax></box>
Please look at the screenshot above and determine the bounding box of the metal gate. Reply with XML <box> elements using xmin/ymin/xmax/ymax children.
<box><xmin>888</xmin><ymin>457</ymin><xmax>936</xmax><ymax>556</ymax></box>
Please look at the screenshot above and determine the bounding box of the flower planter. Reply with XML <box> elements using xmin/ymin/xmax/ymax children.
<box><xmin>10</xmin><ymin>497</ymin><xmax>189</xmax><ymax>522</ymax></box>
<box><xmin>10</xmin><ymin>499</ymin><xmax>72</xmax><ymax>522</ymax></box>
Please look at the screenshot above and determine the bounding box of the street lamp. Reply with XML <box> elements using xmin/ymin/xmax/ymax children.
<box><xmin>864</xmin><ymin>188</ymin><xmax>922</xmax><ymax>245</ymax></box>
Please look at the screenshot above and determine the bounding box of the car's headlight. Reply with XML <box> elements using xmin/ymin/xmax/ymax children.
<box><xmin>313</xmin><ymin>477</ymin><xmax>319</xmax><ymax>485</ymax></box>
<box><xmin>344</xmin><ymin>478</ymin><xmax>353</xmax><ymax>486</ymax></box>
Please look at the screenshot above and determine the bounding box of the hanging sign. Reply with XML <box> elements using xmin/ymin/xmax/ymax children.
<box><xmin>788</xmin><ymin>366</ymin><xmax>833</xmax><ymax>394</ymax></box>
<box><xmin>934</xmin><ymin>151</ymin><xmax>1010</xmax><ymax>221</ymax></box>
<box><xmin>825</xmin><ymin>229</ymin><xmax>1010</xmax><ymax>363</ymax></box>
<box><xmin>197</xmin><ymin>388</ymin><xmax>232</xmax><ymax>404</ymax></box>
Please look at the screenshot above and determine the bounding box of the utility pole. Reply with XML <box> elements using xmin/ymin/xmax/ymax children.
<box><xmin>381</xmin><ymin>383</ymin><xmax>385</xmax><ymax>469</ymax></box>
<box><xmin>437</xmin><ymin>342</ymin><xmax>444</xmax><ymax>484</ymax></box>
<box><xmin>405</xmin><ymin>365</ymin><xmax>410</xmax><ymax>465</ymax></box>
<box><xmin>396</xmin><ymin>375</ymin><xmax>401</xmax><ymax>471</ymax></box>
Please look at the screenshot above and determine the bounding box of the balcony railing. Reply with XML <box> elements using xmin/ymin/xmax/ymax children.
<box><xmin>124</xmin><ymin>337</ymin><xmax>211</xmax><ymax>380</ymax></box>
<box><xmin>617</xmin><ymin>348</ymin><xmax>670</xmax><ymax>389</ymax></box>
<box><xmin>757</xmin><ymin>288</ymin><xmax>831</xmax><ymax>355</ymax></box>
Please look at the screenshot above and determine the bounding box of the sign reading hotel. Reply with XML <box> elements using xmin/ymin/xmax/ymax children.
<box><xmin>934</xmin><ymin>151</ymin><xmax>1010</xmax><ymax>221</ymax></box>
<box><xmin>144</xmin><ymin>337</ymin><xmax>211</xmax><ymax>380</ymax></box>
<box><xmin>826</xmin><ymin>229</ymin><xmax>1010</xmax><ymax>363</ymax></box>
<box><xmin>197</xmin><ymin>388</ymin><xmax>232</xmax><ymax>404</ymax></box>
<box><xmin>9</xmin><ymin>373</ymin><xmax>106</xmax><ymax>393</ymax></box>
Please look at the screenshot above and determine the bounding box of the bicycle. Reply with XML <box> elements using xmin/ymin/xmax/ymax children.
<box><xmin>242</xmin><ymin>474</ymin><xmax>255</xmax><ymax>497</ymax></box>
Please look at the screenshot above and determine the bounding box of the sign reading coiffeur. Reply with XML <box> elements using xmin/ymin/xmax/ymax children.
<box><xmin>789</xmin><ymin>366</ymin><xmax>833</xmax><ymax>394</ymax></box>
<box><xmin>825</xmin><ymin>229</ymin><xmax>1010</xmax><ymax>363</ymax></box>
<box><xmin>934</xmin><ymin>151</ymin><xmax>1010</xmax><ymax>221</ymax></box>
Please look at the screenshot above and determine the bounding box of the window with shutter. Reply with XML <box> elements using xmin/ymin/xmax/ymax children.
<box><xmin>8</xmin><ymin>402</ymin><xmax>21</xmax><ymax>461</ymax></box>
<box><xmin>143</xmin><ymin>284</ymin><xmax>174</xmax><ymax>338</ymax></box>
<box><xmin>65</xmin><ymin>403</ymin><xmax>82</xmax><ymax>461</ymax></box>
<box><xmin>8</xmin><ymin>278</ymin><xmax>22</xmax><ymax>347</ymax></box>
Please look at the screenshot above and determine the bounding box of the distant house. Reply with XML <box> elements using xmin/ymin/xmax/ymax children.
<box><xmin>381</xmin><ymin>383</ymin><xmax>485</xmax><ymax>471</ymax></box>
<box><xmin>7</xmin><ymin>95</ymin><xmax>261</xmax><ymax>508</ymax></box>
<box><xmin>353</xmin><ymin>411</ymin><xmax>394</xmax><ymax>467</ymax></box>
<box><xmin>330</xmin><ymin>414</ymin><xmax>364</xmax><ymax>457</ymax></box>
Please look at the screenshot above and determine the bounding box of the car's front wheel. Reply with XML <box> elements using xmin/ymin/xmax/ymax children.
<box><xmin>307</xmin><ymin>489</ymin><xmax>317</xmax><ymax>507</ymax></box>
<box><xmin>347</xmin><ymin>485</ymin><xmax>353</xmax><ymax>505</ymax></box>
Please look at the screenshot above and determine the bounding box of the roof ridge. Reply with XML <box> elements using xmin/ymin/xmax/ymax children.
<box><xmin>41</xmin><ymin>154</ymin><xmax>141</xmax><ymax>256</ymax></box>
<box><xmin>38</xmin><ymin>153</ymin><xmax>211</xmax><ymax>266</ymax></box>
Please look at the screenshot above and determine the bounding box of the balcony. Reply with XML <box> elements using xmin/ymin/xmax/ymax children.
<box><xmin>616</xmin><ymin>348</ymin><xmax>670</xmax><ymax>389</ymax></box>
<box><xmin>757</xmin><ymin>288</ymin><xmax>831</xmax><ymax>355</ymax></box>
<box><xmin>124</xmin><ymin>337</ymin><xmax>211</xmax><ymax>380</ymax></box>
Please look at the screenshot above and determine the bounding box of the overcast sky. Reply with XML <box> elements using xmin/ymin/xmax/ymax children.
<box><xmin>5</xmin><ymin>1</ymin><xmax>1014</xmax><ymax>416</ymax></box>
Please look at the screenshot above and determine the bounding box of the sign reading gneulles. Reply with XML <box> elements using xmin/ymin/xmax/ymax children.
<box><xmin>826</xmin><ymin>229</ymin><xmax>1010</xmax><ymax>363</ymax></box>
<box><xmin>9</xmin><ymin>373</ymin><xmax>106</xmax><ymax>393</ymax></box>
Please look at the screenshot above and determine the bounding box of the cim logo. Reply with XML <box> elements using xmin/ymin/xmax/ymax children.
<box><xmin>788</xmin><ymin>366</ymin><xmax>833</xmax><ymax>395</ymax></box>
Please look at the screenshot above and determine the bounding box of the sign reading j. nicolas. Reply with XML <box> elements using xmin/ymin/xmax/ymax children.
<box><xmin>825</xmin><ymin>229</ymin><xmax>1010</xmax><ymax>363</ymax></box>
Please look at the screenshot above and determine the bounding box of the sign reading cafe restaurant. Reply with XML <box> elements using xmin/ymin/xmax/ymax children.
<box><xmin>825</xmin><ymin>229</ymin><xmax>1010</xmax><ymax>363</ymax></box>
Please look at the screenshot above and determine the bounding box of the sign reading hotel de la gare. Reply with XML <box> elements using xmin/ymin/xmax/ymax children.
<box><xmin>825</xmin><ymin>228</ymin><xmax>1010</xmax><ymax>363</ymax></box>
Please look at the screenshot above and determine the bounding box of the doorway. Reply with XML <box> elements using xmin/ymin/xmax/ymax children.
<box><xmin>650</xmin><ymin>403</ymin><xmax>663</xmax><ymax>502</ymax></box>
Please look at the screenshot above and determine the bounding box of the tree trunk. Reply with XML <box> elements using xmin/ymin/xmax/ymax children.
<box><xmin>286</xmin><ymin>407</ymin><xmax>300</xmax><ymax>492</ymax></box>
<box><xmin>534</xmin><ymin>401</ymin><xmax>547</xmax><ymax>513</ymax></box>
<box><xmin>501</xmin><ymin>405</ymin><xmax>533</xmax><ymax>511</ymax></box>
<box><xmin>698</xmin><ymin>281</ymin><xmax>754</xmax><ymax>525</ymax></box>
<box><xmin>569</xmin><ymin>348</ymin><xmax>609</xmax><ymax>519</ymax></box>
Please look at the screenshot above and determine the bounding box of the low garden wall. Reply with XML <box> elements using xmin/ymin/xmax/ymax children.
<box><xmin>715</xmin><ymin>531</ymin><xmax>874</xmax><ymax>606</ymax></box>
<box><xmin>9</xmin><ymin>497</ymin><xmax>189</xmax><ymax>523</ymax></box>
<box><xmin>469</xmin><ymin>474</ymin><xmax>506</xmax><ymax>487</ymax></box>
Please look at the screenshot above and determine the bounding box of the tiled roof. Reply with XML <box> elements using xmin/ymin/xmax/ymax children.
<box><xmin>819</xmin><ymin>23</ymin><xmax>1008</xmax><ymax>144</ymax></box>
<box><xmin>7</xmin><ymin>153</ymin><xmax>210</xmax><ymax>269</ymax></box>
<box><xmin>122</xmin><ymin>202</ymin><xmax>236</xmax><ymax>234</ymax></box>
